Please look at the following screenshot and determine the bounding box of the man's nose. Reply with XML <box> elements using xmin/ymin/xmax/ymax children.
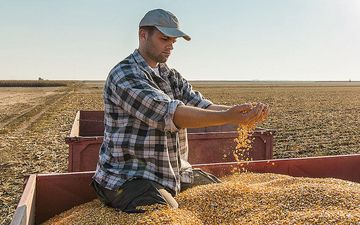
<box><xmin>168</xmin><ymin>43</ymin><xmax>173</xmax><ymax>50</ymax></box>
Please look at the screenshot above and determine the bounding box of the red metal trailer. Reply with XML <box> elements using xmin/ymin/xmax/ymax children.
<box><xmin>11</xmin><ymin>154</ymin><xmax>360</xmax><ymax>225</ymax></box>
<box><xmin>10</xmin><ymin>110</ymin><xmax>360</xmax><ymax>224</ymax></box>
<box><xmin>65</xmin><ymin>111</ymin><xmax>275</xmax><ymax>172</ymax></box>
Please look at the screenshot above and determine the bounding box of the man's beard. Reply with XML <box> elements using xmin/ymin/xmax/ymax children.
<box><xmin>148</xmin><ymin>51</ymin><xmax>168</xmax><ymax>64</ymax></box>
<box><xmin>145</xmin><ymin>41</ymin><xmax>169</xmax><ymax>64</ymax></box>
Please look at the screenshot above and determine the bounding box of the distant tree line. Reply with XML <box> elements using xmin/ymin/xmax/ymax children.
<box><xmin>0</xmin><ymin>80</ymin><xmax>69</xmax><ymax>87</ymax></box>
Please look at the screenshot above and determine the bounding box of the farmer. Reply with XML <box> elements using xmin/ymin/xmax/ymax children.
<box><xmin>92</xmin><ymin>8</ymin><xmax>269</xmax><ymax>213</ymax></box>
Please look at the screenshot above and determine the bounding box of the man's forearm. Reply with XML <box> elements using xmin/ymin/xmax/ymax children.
<box><xmin>206</xmin><ymin>104</ymin><xmax>232</xmax><ymax>111</ymax></box>
<box><xmin>173</xmin><ymin>105</ymin><xmax>230</xmax><ymax>129</ymax></box>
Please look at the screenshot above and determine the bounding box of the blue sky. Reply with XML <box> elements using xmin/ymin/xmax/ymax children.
<box><xmin>0</xmin><ymin>0</ymin><xmax>359</xmax><ymax>81</ymax></box>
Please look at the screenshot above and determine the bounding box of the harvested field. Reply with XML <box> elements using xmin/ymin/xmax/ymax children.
<box><xmin>0</xmin><ymin>81</ymin><xmax>103</xmax><ymax>225</ymax></box>
<box><xmin>42</xmin><ymin>173</ymin><xmax>360</xmax><ymax>224</ymax></box>
<box><xmin>193</xmin><ymin>81</ymin><xmax>360</xmax><ymax>158</ymax></box>
<box><xmin>1</xmin><ymin>81</ymin><xmax>360</xmax><ymax>224</ymax></box>
<box><xmin>0</xmin><ymin>87</ymin><xmax>68</xmax><ymax>134</ymax></box>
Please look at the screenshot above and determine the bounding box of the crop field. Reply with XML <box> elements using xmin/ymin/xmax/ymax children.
<box><xmin>1</xmin><ymin>80</ymin><xmax>360</xmax><ymax>224</ymax></box>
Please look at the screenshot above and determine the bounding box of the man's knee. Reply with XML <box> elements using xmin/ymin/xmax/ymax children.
<box><xmin>91</xmin><ymin>179</ymin><xmax>178</xmax><ymax>213</ymax></box>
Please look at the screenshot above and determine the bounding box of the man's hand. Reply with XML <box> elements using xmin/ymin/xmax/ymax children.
<box><xmin>258</xmin><ymin>103</ymin><xmax>270</xmax><ymax>123</ymax></box>
<box><xmin>225</xmin><ymin>103</ymin><xmax>269</xmax><ymax>127</ymax></box>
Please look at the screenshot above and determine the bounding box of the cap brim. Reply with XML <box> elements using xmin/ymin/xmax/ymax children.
<box><xmin>155</xmin><ymin>26</ymin><xmax>191</xmax><ymax>41</ymax></box>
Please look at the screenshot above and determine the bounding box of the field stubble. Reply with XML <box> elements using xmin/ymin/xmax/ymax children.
<box><xmin>0</xmin><ymin>81</ymin><xmax>360</xmax><ymax>224</ymax></box>
<box><xmin>0</xmin><ymin>82</ymin><xmax>103</xmax><ymax>224</ymax></box>
<box><xmin>193</xmin><ymin>82</ymin><xmax>360</xmax><ymax>158</ymax></box>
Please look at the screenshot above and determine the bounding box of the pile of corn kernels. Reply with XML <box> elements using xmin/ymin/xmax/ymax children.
<box><xmin>42</xmin><ymin>172</ymin><xmax>360</xmax><ymax>224</ymax></box>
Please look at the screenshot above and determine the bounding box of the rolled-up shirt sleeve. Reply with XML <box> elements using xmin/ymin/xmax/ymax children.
<box><xmin>107</xmin><ymin>74</ymin><xmax>184</xmax><ymax>132</ymax></box>
<box><xmin>172</xmin><ymin>69</ymin><xmax>213</xmax><ymax>109</ymax></box>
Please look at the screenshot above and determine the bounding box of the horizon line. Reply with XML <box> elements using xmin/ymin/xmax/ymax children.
<box><xmin>0</xmin><ymin>79</ymin><xmax>359</xmax><ymax>82</ymax></box>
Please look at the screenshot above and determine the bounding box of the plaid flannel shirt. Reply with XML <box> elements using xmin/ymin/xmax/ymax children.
<box><xmin>93</xmin><ymin>49</ymin><xmax>212</xmax><ymax>194</ymax></box>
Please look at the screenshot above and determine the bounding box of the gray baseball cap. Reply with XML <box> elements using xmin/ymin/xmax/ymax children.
<box><xmin>139</xmin><ymin>9</ymin><xmax>191</xmax><ymax>41</ymax></box>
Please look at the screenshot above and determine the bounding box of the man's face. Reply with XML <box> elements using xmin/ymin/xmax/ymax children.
<box><xmin>141</xmin><ymin>29</ymin><xmax>177</xmax><ymax>64</ymax></box>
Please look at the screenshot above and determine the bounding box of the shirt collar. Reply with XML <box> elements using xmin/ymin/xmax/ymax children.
<box><xmin>132</xmin><ymin>49</ymin><xmax>171</xmax><ymax>78</ymax></box>
<box><xmin>159</xmin><ymin>63</ymin><xmax>171</xmax><ymax>78</ymax></box>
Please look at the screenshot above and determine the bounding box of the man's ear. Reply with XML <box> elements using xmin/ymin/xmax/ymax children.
<box><xmin>139</xmin><ymin>29</ymin><xmax>147</xmax><ymax>41</ymax></box>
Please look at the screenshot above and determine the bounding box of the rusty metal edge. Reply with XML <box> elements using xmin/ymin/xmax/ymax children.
<box><xmin>65</xmin><ymin>136</ymin><xmax>104</xmax><ymax>143</ymax></box>
<box><xmin>188</xmin><ymin>130</ymin><xmax>274</xmax><ymax>140</ymax></box>
<box><xmin>10</xmin><ymin>174</ymin><xmax>36</xmax><ymax>225</ymax></box>
<box><xmin>39</xmin><ymin>153</ymin><xmax>360</xmax><ymax>177</ymax></box>
<box><xmin>193</xmin><ymin>153</ymin><xmax>360</xmax><ymax>167</ymax></box>
<box><xmin>35</xmin><ymin>171</ymin><xmax>94</xmax><ymax>177</ymax></box>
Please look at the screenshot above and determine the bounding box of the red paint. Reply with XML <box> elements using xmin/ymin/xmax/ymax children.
<box><xmin>12</xmin><ymin>154</ymin><xmax>360</xmax><ymax>224</ymax></box>
<box><xmin>66</xmin><ymin>111</ymin><xmax>275</xmax><ymax>172</ymax></box>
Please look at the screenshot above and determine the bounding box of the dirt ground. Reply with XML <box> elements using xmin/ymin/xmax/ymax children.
<box><xmin>0</xmin><ymin>87</ymin><xmax>66</xmax><ymax>134</ymax></box>
<box><xmin>1</xmin><ymin>81</ymin><xmax>360</xmax><ymax>224</ymax></box>
<box><xmin>0</xmin><ymin>82</ymin><xmax>103</xmax><ymax>225</ymax></box>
